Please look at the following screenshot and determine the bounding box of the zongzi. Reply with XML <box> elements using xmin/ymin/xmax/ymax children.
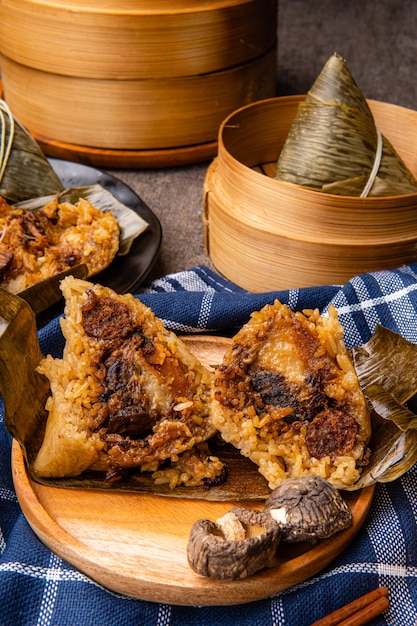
<box><xmin>0</xmin><ymin>99</ymin><xmax>63</xmax><ymax>203</ymax></box>
<box><xmin>275</xmin><ymin>52</ymin><xmax>417</xmax><ymax>197</ymax></box>
<box><xmin>32</xmin><ymin>276</ymin><xmax>224</xmax><ymax>488</ymax></box>
<box><xmin>0</xmin><ymin>194</ymin><xmax>120</xmax><ymax>293</ymax></box>
<box><xmin>211</xmin><ymin>300</ymin><xmax>371</xmax><ymax>490</ymax></box>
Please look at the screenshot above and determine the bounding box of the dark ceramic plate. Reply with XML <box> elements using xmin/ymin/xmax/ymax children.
<box><xmin>49</xmin><ymin>158</ymin><xmax>162</xmax><ymax>294</ymax></box>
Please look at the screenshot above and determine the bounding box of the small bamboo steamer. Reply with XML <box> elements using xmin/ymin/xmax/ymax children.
<box><xmin>0</xmin><ymin>0</ymin><xmax>277</xmax><ymax>165</ymax></box>
<box><xmin>204</xmin><ymin>96</ymin><xmax>417</xmax><ymax>291</ymax></box>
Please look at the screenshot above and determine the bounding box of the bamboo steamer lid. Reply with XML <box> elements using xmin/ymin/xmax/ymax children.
<box><xmin>204</xmin><ymin>96</ymin><xmax>417</xmax><ymax>291</ymax></box>
<box><xmin>0</xmin><ymin>0</ymin><xmax>277</xmax><ymax>165</ymax></box>
<box><xmin>0</xmin><ymin>0</ymin><xmax>277</xmax><ymax>79</ymax></box>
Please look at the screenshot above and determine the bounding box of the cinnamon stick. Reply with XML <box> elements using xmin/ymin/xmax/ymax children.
<box><xmin>310</xmin><ymin>587</ymin><xmax>389</xmax><ymax>626</ymax></box>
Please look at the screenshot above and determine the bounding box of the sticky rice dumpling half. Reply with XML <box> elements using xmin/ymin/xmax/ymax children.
<box><xmin>33</xmin><ymin>277</ymin><xmax>221</xmax><ymax>486</ymax></box>
<box><xmin>211</xmin><ymin>301</ymin><xmax>371</xmax><ymax>490</ymax></box>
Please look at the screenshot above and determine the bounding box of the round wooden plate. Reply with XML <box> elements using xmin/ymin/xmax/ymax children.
<box><xmin>11</xmin><ymin>336</ymin><xmax>375</xmax><ymax>605</ymax></box>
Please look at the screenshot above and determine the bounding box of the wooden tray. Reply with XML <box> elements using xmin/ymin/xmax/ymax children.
<box><xmin>11</xmin><ymin>336</ymin><xmax>375</xmax><ymax>605</ymax></box>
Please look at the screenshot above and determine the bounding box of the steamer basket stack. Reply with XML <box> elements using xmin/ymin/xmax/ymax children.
<box><xmin>0</xmin><ymin>0</ymin><xmax>277</xmax><ymax>168</ymax></box>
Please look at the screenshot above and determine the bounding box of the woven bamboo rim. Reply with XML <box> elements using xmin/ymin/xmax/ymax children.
<box><xmin>205</xmin><ymin>170</ymin><xmax>417</xmax><ymax>290</ymax></box>
<box><xmin>0</xmin><ymin>49</ymin><xmax>276</xmax><ymax>150</ymax></box>
<box><xmin>214</xmin><ymin>96</ymin><xmax>417</xmax><ymax>242</ymax></box>
<box><xmin>204</xmin><ymin>96</ymin><xmax>417</xmax><ymax>291</ymax></box>
<box><xmin>0</xmin><ymin>0</ymin><xmax>277</xmax><ymax>79</ymax></box>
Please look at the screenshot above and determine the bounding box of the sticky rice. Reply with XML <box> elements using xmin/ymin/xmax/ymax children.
<box><xmin>33</xmin><ymin>276</ymin><xmax>223</xmax><ymax>487</ymax></box>
<box><xmin>211</xmin><ymin>301</ymin><xmax>371</xmax><ymax>490</ymax></box>
<box><xmin>0</xmin><ymin>196</ymin><xmax>120</xmax><ymax>293</ymax></box>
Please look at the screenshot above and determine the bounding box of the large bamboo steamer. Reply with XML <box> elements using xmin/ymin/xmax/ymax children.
<box><xmin>0</xmin><ymin>50</ymin><xmax>276</xmax><ymax>150</ymax></box>
<box><xmin>0</xmin><ymin>0</ymin><xmax>277</xmax><ymax>167</ymax></box>
<box><xmin>203</xmin><ymin>96</ymin><xmax>417</xmax><ymax>291</ymax></box>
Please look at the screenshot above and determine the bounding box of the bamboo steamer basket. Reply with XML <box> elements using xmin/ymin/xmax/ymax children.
<box><xmin>0</xmin><ymin>0</ymin><xmax>277</xmax><ymax>167</ymax></box>
<box><xmin>204</xmin><ymin>95</ymin><xmax>417</xmax><ymax>291</ymax></box>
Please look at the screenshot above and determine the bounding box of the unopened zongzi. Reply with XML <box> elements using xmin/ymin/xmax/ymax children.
<box><xmin>0</xmin><ymin>99</ymin><xmax>63</xmax><ymax>203</ymax></box>
<box><xmin>275</xmin><ymin>52</ymin><xmax>417</xmax><ymax>197</ymax></box>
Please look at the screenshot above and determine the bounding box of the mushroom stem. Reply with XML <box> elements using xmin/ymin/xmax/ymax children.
<box><xmin>187</xmin><ymin>507</ymin><xmax>281</xmax><ymax>580</ymax></box>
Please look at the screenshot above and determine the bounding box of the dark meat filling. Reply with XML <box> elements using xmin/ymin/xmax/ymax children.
<box><xmin>203</xmin><ymin>464</ymin><xmax>228</xmax><ymax>489</ymax></box>
<box><xmin>82</xmin><ymin>290</ymin><xmax>134</xmax><ymax>341</ymax></box>
<box><xmin>18</xmin><ymin>211</ymin><xmax>48</xmax><ymax>245</ymax></box>
<box><xmin>305</xmin><ymin>409</ymin><xmax>359</xmax><ymax>461</ymax></box>
<box><xmin>81</xmin><ymin>292</ymin><xmax>195</xmax><ymax>442</ymax></box>
<box><xmin>0</xmin><ymin>211</ymin><xmax>49</xmax><ymax>282</ymax></box>
<box><xmin>250</xmin><ymin>368</ymin><xmax>335</xmax><ymax>423</ymax></box>
<box><xmin>82</xmin><ymin>293</ymin><xmax>157</xmax><ymax>438</ymax></box>
<box><xmin>98</xmin><ymin>346</ymin><xmax>157</xmax><ymax>438</ymax></box>
<box><xmin>250</xmin><ymin>368</ymin><xmax>358</xmax><ymax>460</ymax></box>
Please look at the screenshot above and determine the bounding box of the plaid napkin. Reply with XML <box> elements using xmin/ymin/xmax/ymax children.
<box><xmin>2</xmin><ymin>263</ymin><xmax>417</xmax><ymax>626</ymax></box>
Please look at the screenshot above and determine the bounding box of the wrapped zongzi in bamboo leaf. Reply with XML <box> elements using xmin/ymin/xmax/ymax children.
<box><xmin>275</xmin><ymin>52</ymin><xmax>417</xmax><ymax>197</ymax></box>
<box><xmin>0</xmin><ymin>100</ymin><xmax>63</xmax><ymax>203</ymax></box>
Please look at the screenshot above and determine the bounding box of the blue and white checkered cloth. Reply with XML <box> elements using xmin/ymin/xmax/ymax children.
<box><xmin>2</xmin><ymin>264</ymin><xmax>417</xmax><ymax>625</ymax></box>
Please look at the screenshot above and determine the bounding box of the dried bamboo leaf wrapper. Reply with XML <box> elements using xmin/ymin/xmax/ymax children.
<box><xmin>275</xmin><ymin>52</ymin><xmax>417</xmax><ymax>197</ymax></box>
<box><xmin>349</xmin><ymin>326</ymin><xmax>417</xmax><ymax>488</ymax></box>
<box><xmin>275</xmin><ymin>102</ymin><xmax>376</xmax><ymax>190</ymax></box>
<box><xmin>0</xmin><ymin>100</ymin><xmax>63</xmax><ymax>203</ymax></box>
<box><xmin>307</xmin><ymin>50</ymin><xmax>373</xmax><ymax>113</ymax></box>
<box><xmin>323</xmin><ymin>135</ymin><xmax>417</xmax><ymax>197</ymax></box>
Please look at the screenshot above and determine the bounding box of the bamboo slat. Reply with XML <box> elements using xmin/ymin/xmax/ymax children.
<box><xmin>204</xmin><ymin>96</ymin><xmax>417</xmax><ymax>291</ymax></box>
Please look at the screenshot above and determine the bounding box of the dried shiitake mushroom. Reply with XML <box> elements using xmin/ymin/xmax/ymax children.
<box><xmin>187</xmin><ymin>506</ymin><xmax>280</xmax><ymax>580</ymax></box>
<box><xmin>264</xmin><ymin>475</ymin><xmax>353</xmax><ymax>543</ymax></box>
